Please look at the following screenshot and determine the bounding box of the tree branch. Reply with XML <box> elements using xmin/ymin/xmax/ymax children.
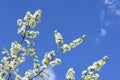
<box><xmin>30</xmin><ymin>45</ymin><xmax>62</xmax><ymax>80</ymax></box>
<box><xmin>7</xmin><ymin>26</ymin><xmax>30</xmax><ymax>80</ymax></box>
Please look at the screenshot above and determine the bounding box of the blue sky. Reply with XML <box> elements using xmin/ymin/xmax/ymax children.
<box><xmin>0</xmin><ymin>0</ymin><xmax>120</xmax><ymax>80</ymax></box>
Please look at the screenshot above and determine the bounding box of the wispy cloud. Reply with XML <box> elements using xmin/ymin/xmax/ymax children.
<box><xmin>30</xmin><ymin>67</ymin><xmax>56</xmax><ymax>80</ymax></box>
<box><xmin>95</xmin><ymin>28</ymin><xmax>107</xmax><ymax>44</ymax></box>
<box><xmin>100</xmin><ymin>28</ymin><xmax>107</xmax><ymax>36</ymax></box>
<box><xmin>115</xmin><ymin>9</ymin><xmax>120</xmax><ymax>15</ymax></box>
<box><xmin>95</xmin><ymin>0</ymin><xmax>120</xmax><ymax>44</ymax></box>
<box><xmin>95</xmin><ymin>21</ymin><xmax>109</xmax><ymax>44</ymax></box>
<box><xmin>44</xmin><ymin>67</ymin><xmax>56</xmax><ymax>80</ymax></box>
<box><xmin>103</xmin><ymin>0</ymin><xmax>116</xmax><ymax>5</ymax></box>
<box><xmin>100</xmin><ymin>10</ymin><xmax>105</xmax><ymax>21</ymax></box>
<box><xmin>101</xmin><ymin>0</ymin><xmax>120</xmax><ymax>16</ymax></box>
<box><xmin>95</xmin><ymin>37</ymin><xmax>101</xmax><ymax>44</ymax></box>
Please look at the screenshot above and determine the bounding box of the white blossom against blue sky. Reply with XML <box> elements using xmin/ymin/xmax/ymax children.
<box><xmin>0</xmin><ymin>0</ymin><xmax>120</xmax><ymax>80</ymax></box>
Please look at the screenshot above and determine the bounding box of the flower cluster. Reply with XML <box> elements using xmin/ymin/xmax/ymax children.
<box><xmin>81</xmin><ymin>56</ymin><xmax>109</xmax><ymax>80</ymax></box>
<box><xmin>24</xmin><ymin>39</ymin><xmax>35</xmax><ymax>47</ymax></box>
<box><xmin>0</xmin><ymin>51</ymin><xmax>26</xmax><ymax>80</ymax></box>
<box><xmin>15</xmin><ymin>70</ymin><xmax>32</xmax><ymax>80</ymax></box>
<box><xmin>49</xmin><ymin>58</ymin><xmax>61</xmax><ymax>66</ymax></box>
<box><xmin>18</xmin><ymin>10</ymin><xmax>41</xmax><ymax>26</ymax></box>
<box><xmin>0</xmin><ymin>9</ymin><xmax>109</xmax><ymax>80</ymax></box>
<box><xmin>42</xmin><ymin>51</ymin><xmax>61</xmax><ymax>68</ymax></box>
<box><xmin>17</xmin><ymin>9</ymin><xmax>41</xmax><ymax>37</ymax></box>
<box><xmin>25</xmin><ymin>31</ymin><xmax>39</xmax><ymax>39</ymax></box>
<box><xmin>0</xmin><ymin>57</ymin><xmax>8</xmax><ymax>78</ymax></box>
<box><xmin>66</xmin><ymin>67</ymin><xmax>75</xmax><ymax>80</ymax></box>
<box><xmin>33</xmin><ymin>56</ymin><xmax>40</xmax><ymax>68</ymax></box>
<box><xmin>54</xmin><ymin>30</ymin><xmax>63</xmax><ymax>45</ymax></box>
<box><xmin>62</xmin><ymin>34</ymin><xmax>87</xmax><ymax>53</ymax></box>
<box><xmin>10</xmin><ymin>41</ymin><xmax>22</xmax><ymax>58</ymax></box>
<box><xmin>0</xmin><ymin>10</ymin><xmax>42</xmax><ymax>80</ymax></box>
<box><xmin>22</xmin><ymin>48</ymin><xmax>37</xmax><ymax>56</ymax></box>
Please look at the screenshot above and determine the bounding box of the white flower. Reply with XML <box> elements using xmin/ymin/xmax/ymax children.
<box><xmin>17</xmin><ymin>57</ymin><xmax>25</xmax><ymax>63</ymax></box>
<box><xmin>44</xmin><ymin>51</ymin><xmax>55</xmax><ymax>61</ymax></box>
<box><xmin>24</xmin><ymin>39</ymin><xmax>34</xmax><ymax>46</ymax></box>
<box><xmin>44</xmin><ymin>53</ymin><xmax>52</xmax><ymax>60</ymax></box>
<box><xmin>0</xmin><ymin>76</ymin><xmax>4</xmax><ymax>80</ymax></box>
<box><xmin>33</xmin><ymin>9</ymin><xmax>42</xmax><ymax>23</ymax></box>
<box><xmin>22</xmin><ymin>48</ymin><xmax>36</xmax><ymax>56</ymax></box>
<box><xmin>17</xmin><ymin>27</ymin><xmax>26</xmax><ymax>34</ymax></box>
<box><xmin>34</xmin><ymin>63</ymin><xmax>40</xmax><ymax>69</ymax></box>
<box><xmin>102</xmin><ymin>56</ymin><xmax>109</xmax><ymax>61</ymax></box>
<box><xmin>54</xmin><ymin>30</ymin><xmax>63</xmax><ymax>45</ymax></box>
<box><xmin>49</xmin><ymin>50</ymin><xmax>55</xmax><ymax>57</ymax></box>
<box><xmin>62</xmin><ymin>44</ymin><xmax>71</xmax><ymax>53</ymax></box>
<box><xmin>25</xmin><ymin>70</ymin><xmax>31</xmax><ymax>77</ymax></box>
<box><xmin>81</xmin><ymin>56</ymin><xmax>108</xmax><ymax>80</ymax></box>
<box><xmin>87</xmin><ymin>66</ymin><xmax>94</xmax><ymax>71</ymax></box>
<box><xmin>9</xmin><ymin>60</ymin><xmax>18</xmax><ymax>69</ymax></box>
<box><xmin>2</xmin><ymin>48</ymin><xmax>9</xmax><ymax>55</ymax></box>
<box><xmin>49</xmin><ymin>58</ymin><xmax>61</xmax><ymax>67</ymax></box>
<box><xmin>26</xmin><ymin>31</ymin><xmax>39</xmax><ymax>38</ymax></box>
<box><xmin>42</xmin><ymin>58</ymin><xmax>49</xmax><ymax>66</ymax></box>
<box><xmin>55</xmin><ymin>58</ymin><xmax>61</xmax><ymax>64</ymax></box>
<box><xmin>94</xmin><ymin>73</ymin><xmax>99</xmax><ymax>79</ymax></box>
<box><xmin>81</xmin><ymin>34</ymin><xmax>87</xmax><ymax>39</ymax></box>
<box><xmin>33</xmin><ymin>68</ymin><xmax>39</xmax><ymax>75</ymax></box>
<box><xmin>10</xmin><ymin>41</ymin><xmax>22</xmax><ymax>58</ymax></box>
<box><xmin>15</xmin><ymin>75</ymin><xmax>22</xmax><ymax>80</ymax></box>
<box><xmin>69</xmin><ymin>38</ymin><xmax>83</xmax><ymax>48</ymax></box>
<box><xmin>17</xmin><ymin>19</ymin><xmax>23</xmax><ymax>26</ymax></box>
<box><xmin>66</xmin><ymin>67</ymin><xmax>75</xmax><ymax>80</ymax></box>
<box><xmin>28</xmin><ymin>19</ymin><xmax>36</xmax><ymax>28</ymax></box>
<box><xmin>82</xmin><ymin>70</ymin><xmax>87</xmax><ymax>75</ymax></box>
<box><xmin>24</xmin><ymin>11</ymin><xmax>33</xmax><ymax>21</ymax></box>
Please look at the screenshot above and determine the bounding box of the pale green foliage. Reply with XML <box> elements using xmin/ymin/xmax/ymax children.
<box><xmin>0</xmin><ymin>9</ymin><xmax>108</xmax><ymax>80</ymax></box>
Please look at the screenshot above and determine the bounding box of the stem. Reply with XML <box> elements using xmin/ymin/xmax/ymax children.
<box><xmin>7</xmin><ymin>26</ymin><xmax>30</xmax><ymax>80</ymax></box>
<box><xmin>30</xmin><ymin>45</ymin><xmax>62</xmax><ymax>80</ymax></box>
<box><xmin>20</xmin><ymin>26</ymin><xmax>30</xmax><ymax>45</ymax></box>
<box><xmin>50</xmin><ymin>45</ymin><xmax>62</xmax><ymax>61</ymax></box>
<box><xmin>20</xmin><ymin>34</ymin><xmax>26</xmax><ymax>45</ymax></box>
<box><xmin>7</xmin><ymin>73</ymin><xmax>11</xmax><ymax>80</ymax></box>
<box><xmin>30</xmin><ymin>68</ymin><xmax>44</xmax><ymax>80</ymax></box>
<box><xmin>17</xmin><ymin>26</ymin><xmax>30</xmax><ymax>57</ymax></box>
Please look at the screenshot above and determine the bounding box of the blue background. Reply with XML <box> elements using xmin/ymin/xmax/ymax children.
<box><xmin>0</xmin><ymin>0</ymin><xmax>120</xmax><ymax>80</ymax></box>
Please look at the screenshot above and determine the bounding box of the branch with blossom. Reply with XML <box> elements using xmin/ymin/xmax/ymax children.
<box><xmin>0</xmin><ymin>9</ymin><xmax>108</xmax><ymax>80</ymax></box>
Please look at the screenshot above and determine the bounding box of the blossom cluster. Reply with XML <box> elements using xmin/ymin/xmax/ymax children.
<box><xmin>54</xmin><ymin>30</ymin><xmax>63</xmax><ymax>45</ymax></box>
<box><xmin>0</xmin><ymin>10</ymin><xmax>42</xmax><ymax>80</ymax></box>
<box><xmin>17</xmin><ymin>9</ymin><xmax>41</xmax><ymax>36</ymax></box>
<box><xmin>54</xmin><ymin>30</ymin><xmax>87</xmax><ymax>53</ymax></box>
<box><xmin>0</xmin><ymin>9</ymin><xmax>108</xmax><ymax>80</ymax></box>
<box><xmin>62</xmin><ymin>34</ymin><xmax>87</xmax><ymax>53</ymax></box>
<box><xmin>66</xmin><ymin>67</ymin><xmax>75</xmax><ymax>80</ymax></box>
<box><xmin>10</xmin><ymin>41</ymin><xmax>22</xmax><ymax>58</ymax></box>
<box><xmin>81</xmin><ymin>56</ymin><xmax>109</xmax><ymax>80</ymax></box>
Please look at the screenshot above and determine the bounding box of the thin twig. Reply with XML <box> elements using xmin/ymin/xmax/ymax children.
<box><xmin>30</xmin><ymin>45</ymin><xmax>62</xmax><ymax>80</ymax></box>
<box><xmin>7</xmin><ymin>73</ymin><xmax>11</xmax><ymax>80</ymax></box>
<box><xmin>7</xmin><ymin>26</ymin><xmax>30</xmax><ymax>80</ymax></box>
